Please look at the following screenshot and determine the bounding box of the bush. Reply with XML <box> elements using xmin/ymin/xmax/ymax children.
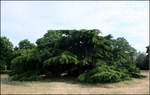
<box><xmin>11</xmin><ymin>72</ymin><xmax>42</xmax><ymax>81</ymax></box>
<box><xmin>0</xmin><ymin>60</ymin><xmax>6</xmax><ymax>70</ymax></box>
<box><xmin>90</xmin><ymin>71</ymin><xmax>121</xmax><ymax>83</ymax></box>
<box><xmin>131</xmin><ymin>73</ymin><xmax>147</xmax><ymax>79</ymax></box>
<box><xmin>10</xmin><ymin>56</ymin><xmax>27</xmax><ymax>75</ymax></box>
<box><xmin>0</xmin><ymin>70</ymin><xmax>10</xmax><ymax>74</ymax></box>
<box><xmin>78</xmin><ymin>64</ymin><xmax>131</xmax><ymax>83</ymax></box>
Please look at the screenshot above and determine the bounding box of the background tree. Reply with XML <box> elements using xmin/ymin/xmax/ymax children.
<box><xmin>14</xmin><ymin>46</ymin><xmax>19</xmax><ymax>51</ymax></box>
<box><xmin>0</xmin><ymin>37</ymin><xmax>13</xmax><ymax>70</ymax></box>
<box><xmin>135</xmin><ymin>46</ymin><xmax>149</xmax><ymax>70</ymax></box>
<box><xmin>136</xmin><ymin>52</ymin><xmax>147</xmax><ymax>70</ymax></box>
<box><xmin>19</xmin><ymin>39</ymin><xmax>35</xmax><ymax>49</ymax></box>
<box><xmin>145</xmin><ymin>45</ymin><xmax>149</xmax><ymax>70</ymax></box>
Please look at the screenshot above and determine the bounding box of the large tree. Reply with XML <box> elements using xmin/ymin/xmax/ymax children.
<box><xmin>9</xmin><ymin>29</ymin><xmax>143</xmax><ymax>82</ymax></box>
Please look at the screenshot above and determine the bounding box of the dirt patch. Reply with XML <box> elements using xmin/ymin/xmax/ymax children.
<box><xmin>1</xmin><ymin>71</ymin><xmax>149</xmax><ymax>94</ymax></box>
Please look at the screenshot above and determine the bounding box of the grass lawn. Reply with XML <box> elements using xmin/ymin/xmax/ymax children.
<box><xmin>1</xmin><ymin>70</ymin><xmax>149</xmax><ymax>94</ymax></box>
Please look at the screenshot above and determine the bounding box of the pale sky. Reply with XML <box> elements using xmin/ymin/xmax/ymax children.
<box><xmin>1</xmin><ymin>1</ymin><xmax>149</xmax><ymax>52</ymax></box>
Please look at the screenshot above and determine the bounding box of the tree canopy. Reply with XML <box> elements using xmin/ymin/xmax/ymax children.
<box><xmin>1</xmin><ymin>29</ymin><xmax>145</xmax><ymax>83</ymax></box>
<box><xmin>19</xmin><ymin>39</ymin><xmax>35</xmax><ymax>49</ymax></box>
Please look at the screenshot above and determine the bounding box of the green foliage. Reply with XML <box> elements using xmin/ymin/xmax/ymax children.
<box><xmin>36</xmin><ymin>30</ymin><xmax>62</xmax><ymax>49</ymax></box>
<box><xmin>136</xmin><ymin>52</ymin><xmax>149</xmax><ymax>70</ymax></box>
<box><xmin>8</xmin><ymin>29</ymin><xmax>143</xmax><ymax>82</ymax></box>
<box><xmin>77</xmin><ymin>64</ymin><xmax>131</xmax><ymax>83</ymax></box>
<box><xmin>0</xmin><ymin>60</ymin><xmax>6</xmax><ymax>71</ymax></box>
<box><xmin>11</xmin><ymin>71</ymin><xmax>42</xmax><ymax>81</ymax></box>
<box><xmin>44</xmin><ymin>51</ymin><xmax>78</xmax><ymax>65</ymax></box>
<box><xmin>9</xmin><ymin>48</ymin><xmax>43</xmax><ymax>76</ymax></box>
<box><xmin>10</xmin><ymin>56</ymin><xmax>27</xmax><ymax>74</ymax></box>
<box><xmin>19</xmin><ymin>39</ymin><xmax>35</xmax><ymax>49</ymax></box>
<box><xmin>145</xmin><ymin>45</ymin><xmax>149</xmax><ymax>70</ymax></box>
<box><xmin>0</xmin><ymin>37</ymin><xmax>13</xmax><ymax>70</ymax></box>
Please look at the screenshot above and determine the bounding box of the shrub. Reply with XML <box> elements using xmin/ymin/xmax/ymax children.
<box><xmin>10</xmin><ymin>56</ymin><xmax>27</xmax><ymax>75</ymax></box>
<box><xmin>131</xmin><ymin>73</ymin><xmax>147</xmax><ymax>79</ymax></box>
<box><xmin>90</xmin><ymin>71</ymin><xmax>121</xmax><ymax>83</ymax></box>
<box><xmin>78</xmin><ymin>64</ymin><xmax>131</xmax><ymax>83</ymax></box>
<box><xmin>11</xmin><ymin>72</ymin><xmax>42</xmax><ymax>81</ymax></box>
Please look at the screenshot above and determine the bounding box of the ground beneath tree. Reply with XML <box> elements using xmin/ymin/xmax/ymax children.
<box><xmin>1</xmin><ymin>71</ymin><xmax>149</xmax><ymax>94</ymax></box>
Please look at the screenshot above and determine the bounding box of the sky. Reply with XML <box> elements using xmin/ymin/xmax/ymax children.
<box><xmin>1</xmin><ymin>1</ymin><xmax>149</xmax><ymax>52</ymax></box>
